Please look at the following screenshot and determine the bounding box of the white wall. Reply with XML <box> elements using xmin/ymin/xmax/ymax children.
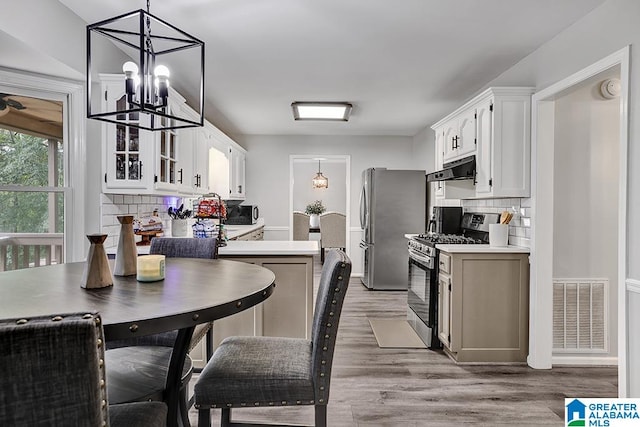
<box><xmin>483</xmin><ymin>0</ymin><xmax>638</xmax><ymax>393</ymax></box>
<box><xmin>552</xmin><ymin>68</ymin><xmax>620</xmax><ymax>359</ymax></box>
<box><xmin>237</xmin><ymin>134</ymin><xmax>418</xmax><ymax>228</ymax></box>
<box><xmin>292</xmin><ymin>159</ymin><xmax>347</xmax><ymax>214</ymax></box>
<box><xmin>235</xmin><ymin>134</ymin><xmax>420</xmax><ymax>275</ymax></box>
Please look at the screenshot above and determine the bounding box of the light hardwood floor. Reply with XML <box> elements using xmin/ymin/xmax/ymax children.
<box><xmin>190</xmin><ymin>255</ymin><xmax>617</xmax><ymax>426</ymax></box>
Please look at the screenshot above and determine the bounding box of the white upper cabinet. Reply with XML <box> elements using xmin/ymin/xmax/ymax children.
<box><xmin>442</xmin><ymin>109</ymin><xmax>476</xmax><ymax>163</ymax></box>
<box><xmin>207</xmin><ymin>125</ymin><xmax>246</xmax><ymax>200</ymax></box>
<box><xmin>101</xmin><ymin>74</ymin><xmax>153</xmax><ymax>193</ymax></box>
<box><xmin>228</xmin><ymin>145</ymin><xmax>246</xmax><ymax>200</ymax></box>
<box><xmin>100</xmin><ymin>74</ymin><xmax>245</xmax><ymax>198</ymax></box>
<box><xmin>431</xmin><ymin>87</ymin><xmax>534</xmax><ymax>199</ymax></box>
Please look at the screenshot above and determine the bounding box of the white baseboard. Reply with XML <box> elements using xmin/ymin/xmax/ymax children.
<box><xmin>552</xmin><ymin>355</ymin><xmax>617</xmax><ymax>366</ymax></box>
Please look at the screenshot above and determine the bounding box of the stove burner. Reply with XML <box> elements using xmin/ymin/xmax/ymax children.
<box><xmin>415</xmin><ymin>233</ymin><xmax>481</xmax><ymax>245</ymax></box>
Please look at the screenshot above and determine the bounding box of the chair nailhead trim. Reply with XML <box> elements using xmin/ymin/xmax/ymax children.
<box><xmin>52</xmin><ymin>316</ymin><xmax>63</xmax><ymax>321</ymax></box>
<box><xmin>255</xmin><ymin>402</ymin><xmax>260</xmax><ymax>406</ymax></box>
<box><xmin>320</xmin><ymin>386</ymin><xmax>325</xmax><ymax>391</ymax></box>
<box><xmin>83</xmin><ymin>313</ymin><xmax>93</xmax><ymax>319</ymax></box>
<box><xmin>94</xmin><ymin>317</ymin><xmax>101</xmax><ymax>324</ymax></box>
<box><xmin>241</xmin><ymin>403</ymin><xmax>247</xmax><ymax>407</ymax></box>
<box><xmin>227</xmin><ymin>403</ymin><xmax>232</xmax><ymax>407</ymax></box>
<box><xmin>282</xmin><ymin>401</ymin><xmax>287</xmax><ymax>405</ymax></box>
<box><xmin>97</xmin><ymin>338</ymin><xmax>102</xmax><ymax>347</ymax></box>
<box><xmin>338</xmin><ymin>276</ymin><xmax>342</xmax><ymax>280</ymax></box>
<box><xmin>269</xmin><ymin>402</ymin><xmax>274</xmax><ymax>406</ymax></box>
<box><xmin>16</xmin><ymin>319</ymin><xmax>27</xmax><ymax>325</ymax></box>
<box><xmin>310</xmin><ymin>400</ymin><xmax>314</xmax><ymax>404</ymax></box>
<box><xmin>99</xmin><ymin>359</ymin><xmax>104</xmax><ymax>367</ymax></box>
<box><xmin>296</xmin><ymin>400</ymin><xmax>301</xmax><ymax>404</ymax></box>
<box><xmin>322</xmin><ymin>360</ymin><xmax>326</xmax><ymax>364</ymax></box>
<box><xmin>327</xmin><ymin>323</ymin><xmax>332</xmax><ymax>327</ymax></box>
<box><xmin>323</xmin><ymin>346</ymin><xmax>327</xmax><ymax>351</ymax></box>
<box><xmin>236</xmin><ymin>301</ymin><xmax>242</xmax><ymax>308</ymax></box>
<box><xmin>319</xmin><ymin>399</ymin><xmax>324</xmax><ymax>403</ymax></box>
<box><xmin>320</xmin><ymin>373</ymin><xmax>325</xmax><ymax>377</ymax></box>
<box><xmin>334</xmin><ymin>287</ymin><xmax>340</xmax><ymax>292</ymax></box>
<box><xmin>100</xmin><ymin>379</ymin><xmax>105</xmax><ymax>387</ymax></box>
<box><xmin>329</xmin><ymin>312</ymin><xmax>334</xmax><ymax>316</ymax></box>
<box><xmin>332</xmin><ymin>300</ymin><xmax>337</xmax><ymax>304</ymax></box>
<box><xmin>129</xmin><ymin>324</ymin><xmax>138</xmax><ymax>332</ymax></box>
<box><xmin>101</xmin><ymin>399</ymin><xmax>106</xmax><ymax>408</ymax></box>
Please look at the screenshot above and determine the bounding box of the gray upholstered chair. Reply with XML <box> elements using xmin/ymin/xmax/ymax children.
<box><xmin>0</xmin><ymin>312</ymin><xmax>167</xmax><ymax>427</ymax></box>
<box><xmin>194</xmin><ymin>249</ymin><xmax>352</xmax><ymax>427</ymax></box>
<box><xmin>293</xmin><ymin>211</ymin><xmax>310</xmax><ymax>241</ymax></box>
<box><xmin>319</xmin><ymin>212</ymin><xmax>346</xmax><ymax>263</ymax></box>
<box><xmin>106</xmin><ymin>237</ymin><xmax>218</xmax><ymax>426</ymax></box>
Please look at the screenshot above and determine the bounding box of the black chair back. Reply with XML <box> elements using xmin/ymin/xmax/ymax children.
<box><xmin>150</xmin><ymin>237</ymin><xmax>218</xmax><ymax>259</ymax></box>
<box><xmin>310</xmin><ymin>249</ymin><xmax>351</xmax><ymax>403</ymax></box>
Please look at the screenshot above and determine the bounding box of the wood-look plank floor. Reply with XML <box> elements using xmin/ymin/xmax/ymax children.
<box><xmin>189</xmin><ymin>255</ymin><xmax>617</xmax><ymax>426</ymax></box>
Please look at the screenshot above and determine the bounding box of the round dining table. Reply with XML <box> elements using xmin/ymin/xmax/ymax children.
<box><xmin>0</xmin><ymin>257</ymin><xmax>276</xmax><ymax>427</ymax></box>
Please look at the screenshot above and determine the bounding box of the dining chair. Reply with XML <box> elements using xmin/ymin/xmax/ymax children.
<box><xmin>105</xmin><ymin>237</ymin><xmax>218</xmax><ymax>427</ymax></box>
<box><xmin>194</xmin><ymin>249</ymin><xmax>352</xmax><ymax>427</ymax></box>
<box><xmin>319</xmin><ymin>212</ymin><xmax>346</xmax><ymax>263</ymax></box>
<box><xmin>293</xmin><ymin>211</ymin><xmax>310</xmax><ymax>241</ymax></box>
<box><xmin>0</xmin><ymin>312</ymin><xmax>167</xmax><ymax>427</ymax></box>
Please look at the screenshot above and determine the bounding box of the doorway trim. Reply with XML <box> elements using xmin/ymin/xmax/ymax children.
<box><xmin>289</xmin><ymin>155</ymin><xmax>351</xmax><ymax>255</ymax></box>
<box><xmin>528</xmin><ymin>46</ymin><xmax>629</xmax><ymax>389</ymax></box>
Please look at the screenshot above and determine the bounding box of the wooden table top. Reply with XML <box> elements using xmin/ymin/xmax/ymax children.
<box><xmin>0</xmin><ymin>258</ymin><xmax>276</xmax><ymax>341</ymax></box>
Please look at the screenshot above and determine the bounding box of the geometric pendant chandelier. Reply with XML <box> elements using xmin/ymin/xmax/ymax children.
<box><xmin>86</xmin><ymin>0</ymin><xmax>204</xmax><ymax>131</ymax></box>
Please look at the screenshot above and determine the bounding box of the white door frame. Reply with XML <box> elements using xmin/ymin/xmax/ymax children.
<box><xmin>289</xmin><ymin>155</ymin><xmax>351</xmax><ymax>254</ymax></box>
<box><xmin>528</xmin><ymin>46</ymin><xmax>629</xmax><ymax>391</ymax></box>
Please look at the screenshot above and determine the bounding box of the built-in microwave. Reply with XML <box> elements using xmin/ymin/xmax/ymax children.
<box><xmin>226</xmin><ymin>204</ymin><xmax>259</xmax><ymax>225</ymax></box>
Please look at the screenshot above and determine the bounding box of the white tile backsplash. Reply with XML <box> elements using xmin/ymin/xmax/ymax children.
<box><xmin>100</xmin><ymin>194</ymin><xmax>181</xmax><ymax>250</ymax></box>
<box><xmin>457</xmin><ymin>197</ymin><xmax>531</xmax><ymax>248</ymax></box>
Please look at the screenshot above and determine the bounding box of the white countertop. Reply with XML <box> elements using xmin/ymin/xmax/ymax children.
<box><xmin>219</xmin><ymin>240</ymin><xmax>319</xmax><ymax>256</ymax></box>
<box><xmin>436</xmin><ymin>244</ymin><xmax>530</xmax><ymax>253</ymax></box>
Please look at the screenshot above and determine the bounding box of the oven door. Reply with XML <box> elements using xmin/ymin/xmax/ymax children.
<box><xmin>407</xmin><ymin>252</ymin><xmax>437</xmax><ymax>328</ymax></box>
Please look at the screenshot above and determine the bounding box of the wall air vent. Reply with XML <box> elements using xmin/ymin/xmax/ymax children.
<box><xmin>553</xmin><ymin>279</ymin><xmax>607</xmax><ymax>353</ymax></box>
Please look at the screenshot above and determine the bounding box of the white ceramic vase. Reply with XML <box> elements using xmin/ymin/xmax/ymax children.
<box><xmin>309</xmin><ymin>214</ymin><xmax>320</xmax><ymax>228</ymax></box>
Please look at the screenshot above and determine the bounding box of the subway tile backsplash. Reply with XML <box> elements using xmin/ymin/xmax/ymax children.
<box><xmin>456</xmin><ymin>198</ymin><xmax>531</xmax><ymax>248</ymax></box>
<box><xmin>100</xmin><ymin>194</ymin><xmax>179</xmax><ymax>250</ymax></box>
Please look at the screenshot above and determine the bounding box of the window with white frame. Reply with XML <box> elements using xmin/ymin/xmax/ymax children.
<box><xmin>0</xmin><ymin>70</ymin><xmax>85</xmax><ymax>270</ymax></box>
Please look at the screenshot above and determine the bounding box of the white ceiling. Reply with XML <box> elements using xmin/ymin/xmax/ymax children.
<box><xmin>58</xmin><ymin>0</ymin><xmax>605</xmax><ymax>137</ymax></box>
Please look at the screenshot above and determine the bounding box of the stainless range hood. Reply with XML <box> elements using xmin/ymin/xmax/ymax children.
<box><xmin>426</xmin><ymin>155</ymin><xmax>476</xmax><ymax>182</ymax></box>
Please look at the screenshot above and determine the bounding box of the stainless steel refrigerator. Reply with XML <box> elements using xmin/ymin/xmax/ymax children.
<box><xmin>359</xmin><ymin>168</ymin><xmax>426</xmax><ymax>290</ymax></box>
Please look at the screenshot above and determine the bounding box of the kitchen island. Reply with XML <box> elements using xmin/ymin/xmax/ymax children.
<box><xmin>109</xmin><ymin>219</ymin><xmax>319</xmax><ymax>367</ymax></box>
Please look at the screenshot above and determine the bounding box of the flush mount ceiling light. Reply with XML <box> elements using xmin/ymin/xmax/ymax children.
<box><xmin>291</xmin><ymin>102</ymin><xmax>352</xmax><ymax>121</ymax></box>
<box><xmin>87</xmin><ymin>0</ymin><xmax>204</xmax><ymax>131</ymax></box>
<box><xmin>312</xmin><ymin>160</ymin><xmax>329</xmax><ymax>189</ymax></box>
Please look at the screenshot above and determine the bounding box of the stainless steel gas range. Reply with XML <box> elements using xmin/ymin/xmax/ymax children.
<box><xmin>406</xmin><ymin>212</ymin><xmax>499</xmax><ymax>348</ymax></box>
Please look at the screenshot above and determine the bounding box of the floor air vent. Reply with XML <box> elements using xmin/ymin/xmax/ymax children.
<box><xmin>553</xmin><ymin>279</ymin><xmax>607</xmax><ymax>352</ymax></box>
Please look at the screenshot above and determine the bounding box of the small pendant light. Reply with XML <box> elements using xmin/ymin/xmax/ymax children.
<box><xmin>312</xmin><ymin>160</ymin><xmax>329</xmax><ymax>189</ymax></box>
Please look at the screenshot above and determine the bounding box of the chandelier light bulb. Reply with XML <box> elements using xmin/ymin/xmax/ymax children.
<box><xmin>154</xmin><ymin>65</ymin><xmax>170</xmax><ymax>79</ymax></box>
<box><xmin>122</xmin><ymin>61</ymin><xmax>139</xmax><ymax>77</ymax></box>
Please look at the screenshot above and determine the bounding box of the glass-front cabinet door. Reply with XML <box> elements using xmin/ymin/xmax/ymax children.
<box><xmin>154</xmin><ymin>109</ymin><xmax>179</xmax><ymax>192</ymax></box>
<box><xmin>102</xmin><ymin>76</ymin><xmax>152</xmax><ymax>192</ymax></box>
